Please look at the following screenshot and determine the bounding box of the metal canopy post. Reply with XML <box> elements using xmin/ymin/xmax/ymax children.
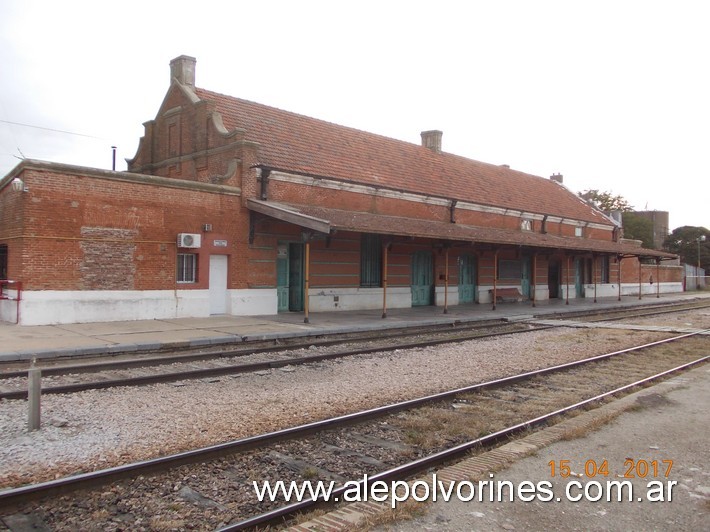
<box><xmin>492</xmin><ymin>249</ymin><xmax>498</xmax><ymax>311</ymax></box>
<box><xmin>382</xmin><ymin>243</ymin><xmax>389</xmax><ymax>319</ymax></box>
<box><xmin>656</xmin><ymin>258</ymin><xmax>661</xmax><ymax>298</ymax></box>
<box><xmin>617</xmin><ymin>255</ymin><xmax>623</xmax><ymax>301</ymax></box>
<box><xmin>638</xmin><ymin>257</ymin><xmax>642</xmax><ymax>300</ymax></box>
<box><xmin>566</xmin><ymin>255</ymin><xmax>570</xmax><ymax>305</ymax></box>
<box><xmin>593</xmin><ymin>253</ymin><xmax>597</xmax><ymax>303</ymax></box>
<box><xmin>304</xmin><ymin>239</ymin><xmax>311</xmax><ymax>323</ymax></box>
<box><xmin>443</xmin><ymin>245</ymin><xmax>449</xmax><ymax>314</ymax></box>
<box><xmin>532</xmin><ymin>253</ymin><xmax>537</xmax><ymax>307</ymax></box>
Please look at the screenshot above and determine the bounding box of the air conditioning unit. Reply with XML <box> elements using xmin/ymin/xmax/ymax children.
<box><xmin>177</xmin><ymin>233</ymin><xmax>202</xmax><ymax>248</ymax></box>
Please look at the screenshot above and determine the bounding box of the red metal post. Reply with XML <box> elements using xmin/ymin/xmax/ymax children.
<box><xmin>382</xmin><ymin>243</ymin><xmax>388</xmax><ymax>319</ymax></box>
<box><xmin>443</xmin><ymin>246</ymin><xmax>449</xmax><ymax>314</ymax></box>
<box><xmin>304</xmin><ymin>240</ymin><xmax>311</xmax><ymax>323</ymax></box>
<box><xmin>617</xmin><ymin>255</ymin><xmax>622</xmax><ymax>301</ymax></box>
<box><xmin>593</xmin><ymin>254</ymin><xmax>597</xmax><ymax>303</ymax></box>
<box><xmin>492</xmin><ymin>249</ymin><xmax>498</xmax><ymax>311</ymax></box>
<box><xmin>566</xmin><ymin>255</ymin><xmax>570</xmax><ymax>305</ymax></box>
<box><xmin>532</xmin><ymin>253</ymin><xmax>537</xmax><ymax>307</ymax></box>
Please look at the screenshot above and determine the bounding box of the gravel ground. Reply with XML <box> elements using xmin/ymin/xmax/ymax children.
<box><xmin>0</xmin><ymin>323</ymin><xmax>696</xmax><ymax>491</ymax></box>
<box><xmin>614</xmin><ymin>308</ymin><xmax>710</xmax><ymax>329</ymax></box>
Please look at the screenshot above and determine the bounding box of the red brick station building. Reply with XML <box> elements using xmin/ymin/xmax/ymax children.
<box><xmin>0</xmin><ymin>56</ymin><xmax>680</xmax><ymax>326</ymax></box>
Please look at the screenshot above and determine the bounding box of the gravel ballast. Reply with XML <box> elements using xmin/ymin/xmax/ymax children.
<box><xmin>0</xmin><ymin>323</ymin><xmax>701</xmax><ymax>490</ymax></box>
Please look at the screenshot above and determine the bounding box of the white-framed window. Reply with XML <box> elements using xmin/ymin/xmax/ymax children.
<box><xmin>520</xmin><ymin>219</ymin><xmax>533</xmax><ymax>231</ymax></box>
<box><xmin>575</xmin><ymin>226</ymin><xmax>584</xmax><ymax>237</ymax></box>
<box><xmin>177</xmin><ymin>253</ymin><xmax>198</xmax><ymax>283</ymax></box>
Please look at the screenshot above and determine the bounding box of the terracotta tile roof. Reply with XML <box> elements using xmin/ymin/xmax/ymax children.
<box><xmin>195</xmin><ymin>88</ymin><xmax>610</xmax><ymax>225</ymax></box>
<box><xmin>247</xmin><ymin>200</ymin><xmax>676</xmax><ymax>259</ymax></box>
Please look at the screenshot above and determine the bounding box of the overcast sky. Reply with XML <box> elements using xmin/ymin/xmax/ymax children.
<box><xmin>1</xmin><ymin>0</ymin><xmax>707</xmax><ymax>231</ymax></box>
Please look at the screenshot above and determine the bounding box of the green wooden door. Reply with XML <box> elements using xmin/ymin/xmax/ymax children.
<box><xmin>276</xmin><ymin>244</ymin><xmax>289</xmax><ymax>312</ymax></box>
<box><xmin>521</xmin><ymin>256</ymin><xmax>532</xmax><ymax>299</ymax></box>
<box><xmin>458</xmin><ymin>254</ymin><xmax>476</xmax><ymax>304</ymax></box>
<box><xmin>288</xmin><ymin>243</ymin><xmax>304</xmax><ymax>311</ymax></box>
<box><xmin>411</xmin><ymin>251</ymin><xmax>433</xmax><ymax>306</ymax></box>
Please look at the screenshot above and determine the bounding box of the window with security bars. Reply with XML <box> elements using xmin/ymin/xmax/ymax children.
<box><xmin>177</xmin><ymin>253</ymin><xmax>197</xmax><ymax>283</ymax></box>
<box><xmin>360</xmin><ymin>234</ymin><xmax>382</xmax><ymax>287</ymax></box>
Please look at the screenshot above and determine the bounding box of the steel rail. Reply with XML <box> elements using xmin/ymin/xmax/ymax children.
<box><xmin>0</xmin><ymin>323</ymin><xmax>536</xmax><ymax>400</ymax></box>
<box><xmin>546</xmin><ymin>300</ymin><xmax>710</xmax><ymax>322</ymax></box>
<box><xmin>2</xmin><ymin>299</ymin><xmax>705</xmax><ymax>379</ymax></box>
<box><xmin>583</xmin><ymin>302</ymin><xmax>710</xmax><ymax>323</ymax></box>
<box><xmin>225</xmin><ymin>354</ymin><xmax>709</xmax><ymax>531</ymax></box>
<box><xmin>1</xmin><ymin>298</ymin><xmax>705</xmax><ymax>389</ymax></box>
<box><xmin>0</xmin><ymin>330</ymin><xmax>705</xmax><ymax>509</ymax></box>
<box><xmin>0</xmin><ymin>318</ymin><xmax>510</xmax><ymax>379</ymax></box>
<box><xmin>3</xmin><ymin>299</ymin><xmax>706</xmax><ymax>399</ymax></box>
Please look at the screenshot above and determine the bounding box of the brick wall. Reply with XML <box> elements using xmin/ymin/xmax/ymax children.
<box><xmin>7</xmin><ymin>164</ymin><xmax>244</xmax><ymax>291</ymax></box>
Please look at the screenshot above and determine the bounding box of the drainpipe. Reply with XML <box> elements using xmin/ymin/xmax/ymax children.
<box><xmin>260</xmin><ymin>168</ymin><xmax>271</xmax><ymax>200</ymax></box>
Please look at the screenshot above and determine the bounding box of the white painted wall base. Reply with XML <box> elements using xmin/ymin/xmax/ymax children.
<box><xmin>0</xmin><ymin>294</ymin><xmax>19</xmax><ymax>324</ymax></box>
<box><xmin>9</xmin><ymin>288</ymin><xmax>281</xmax><ymax>326</ymax></box>
<box><xmin>434</xmin><ymin>286</ymin><xmax>459</xmax><ymax>307</ymax></box>
<box><xmin>576</xmin><ymin>282</ymin><xmax>683</xmax><ymax>299</ymax></box>
<box><xmin>308</xmin><ymin>287</ymin><xmax>411</xmax><ymax>312</ymax></box>
<box><xmin>582</xmin><ymin>283</ymin><xmax>618</xmax><ymax>299</ymax></box>
<box><xmin>533</xmin><ymin>286</ymin><xmax>550</xmax><ymax>301</ymax></box>
<box><xmin>560</xmin><ymin>286</ymin><xmax>579</xmax><ymax>300</ymax></box>
<box><xmin>617</xmin><ymin>282</ymin><xmax>683</xmax><ymax>297</ymax></box>
<box><xmin>228</xmin><ymin>289</ymin><xmax>277</xmax><ymax>316</ymax></box>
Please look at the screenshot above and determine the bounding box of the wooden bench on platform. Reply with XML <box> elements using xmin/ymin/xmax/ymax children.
<box><xmin>490</xmin><ymin>287</ymin><xmax>525</xmax><ymax>303</ymax></box>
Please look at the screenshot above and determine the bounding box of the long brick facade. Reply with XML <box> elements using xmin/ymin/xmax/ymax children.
<box><xmin>0</xmin><ymin>56</ymin><xmax>681</xmax><ymax>325</ymax></box>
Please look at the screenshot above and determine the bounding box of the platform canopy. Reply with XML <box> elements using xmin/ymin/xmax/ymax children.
<box><xmin>247</xmin><ymin>199</ymin><xmax>676</xmax><ymax>260</ymax></box>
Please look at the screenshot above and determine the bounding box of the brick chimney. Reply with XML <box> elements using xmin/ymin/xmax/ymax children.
<box><xmin>170</xmin><ymin>55</ymin><xmax>196</xmax><ymax>87</ymax></box>
<box><xmin>550</xmin><ymin>173</ymin><xmax>563</xmax><ymax>183</ymax></box>
<box><xmin>421</xmin><ymin>130</ymin><xmax>443</xmax><ymax>154</ymax></box>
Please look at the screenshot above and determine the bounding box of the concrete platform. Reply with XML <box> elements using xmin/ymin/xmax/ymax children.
<box><xmin>0</xmin><ymin>292</ymin><xmax>708</xmax><ymax>362</ymax></box>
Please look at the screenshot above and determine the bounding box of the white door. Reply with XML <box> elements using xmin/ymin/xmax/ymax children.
<box><xmin>209</xmin><ymin>255</ymin><xmax>228</xmax><ymax>314</ymax></box>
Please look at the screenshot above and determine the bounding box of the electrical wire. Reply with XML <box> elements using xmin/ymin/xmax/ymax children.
<box><xmin>0</xmin><ymin>119</ymin><xmax>105</xmax><ymax>139</ymax></box>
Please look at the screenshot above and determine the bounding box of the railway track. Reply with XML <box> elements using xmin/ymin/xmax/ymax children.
<box><xmin>0</xmin><ymin>321</ymin><xmax>533</xmax><ymax>399</ymax></box>
<box><xmin>1</xmin><ymin>300</ymin><xmax>708</xmax><ymax>400</ymax></box>
<box><xmin>562</xmin><ymin>299</ymin><xmax>710</xmax><ymax>323</ymax></box>
<box><xmin>0</xmin><ymin>330</ymin><xmax>706</xmax><ymax>531</ymax></box>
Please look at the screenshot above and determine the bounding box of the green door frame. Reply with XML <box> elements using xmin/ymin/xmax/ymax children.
<box><xmin>288</xmin><ymin>243</ymin><xmax>305</xmax><ymax>311</ymax></box>
<box><xmin>458</xmin><ymin>254</ymin><xmax>476</xmax><ymax>304</ymax></box>
<box><xmin>521</xmin><ymin>256</ymin><xmax>532</xmax><ymax>299</ymax></box>
<box><xmin>276</xmin><ymin>242</ymin><xmax>305</xmax><ymax>312</ymax></box>
<box><xmin>411</xmin><ymin>250</ymin><xmax>433</xmax><ymax>306</ymax></box>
